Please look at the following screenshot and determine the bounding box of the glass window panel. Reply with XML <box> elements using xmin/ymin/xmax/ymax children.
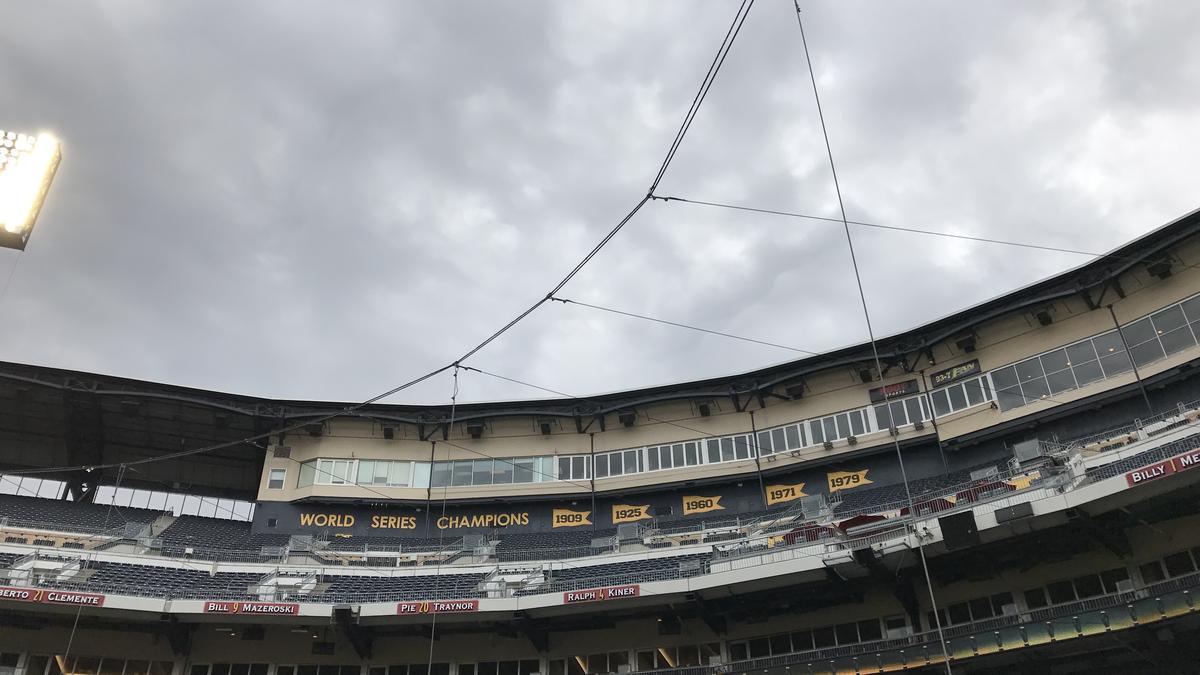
<box><xmin>609</xmin><ymin>454</ymin><xmax>623</xmax><ymax>476</ymax></box>
<box><xmin>1040</xmin><ymin>348</ymin><xmax>1070</xmax><ymax>373</ymax></box>
<box><xmin>520</xmin><ymin>661</ymin><xmax>540</xmax><ymax>675</ymax></box>
<box><xmin>785</xmin><ymin>424</ymin><xmax>802</xmax><ymax>449</ymax></box>
<box><xmin>685</xmin><ymin>442</ymin><xmax>699</xmax><ymax>465</ymax></box>
<box><xmin>635</xmin><ymin>652</ymin><xmax>655</xmax><ymax>672</ymax></box>
<box><xmin>573</xmin><ymin>456</ymin><xmax>587</xmax><ymax>479</ymax></box>
<box><xmin>499</xmin><ymin>663</ymin><xmax>518</xmax><ymax>675</ymax></box>
<box><xmin>823</xmin><ymin>417</ymin><xmax>838</xmax><ymax>440</ymax></box>
<box><xmin>1022</xmin><ymin>375</ymin><xmax>1050</xmax><ymax>402</ymax></box>
<box><xmin>1016</xmin><ymin>357</ymin><xmax>1046</xmax><ymax>383</ymax></box>
<box><xmin>1152</xmin><ymin>305</ymin><xmax>1188</xmax><ymax>332</ymax></box>
<box><xmin>374</xmin><ymin>461</ymin><xmax>390</xmax><ymax>483</ymax></box>
<box><xmin>769</xmin><ymin>634</ymin><xmax>791</xmax><ymax>655</ymax></box>
<box><xmin>625</xmin><ymin>449</ymin><xmax>640</xmax><ymax>474</ymax></box>
<box><xmin>770</xmin><ymin>428</ymin><xmax>787</xmax><ymax>453</ymax></box>
<box><xmin>1130</xmin><ymin>338</ymin><xmax>1166</xmax><ymax>367</ymax></box>
<box><xmin>991</xmin><ymin>592</ymin><xmax>1015</xmax><ymax>615</ymax></box>
<box><xmin>672</xmin><ymin>444</ymin><xmax>685</xmax><ymax>467</ymax></box>
<box><xmin>904</xmin><ymin>397</ymin><xmax>923</xmax><ymax>423</ymax></box>
<box><xmin>513</xmin><ymin>458</ymin><xmax>534</xmax><ymax>484</ymax></box>
<box><xmin>411</xmin><ymin>461</ymin><xmax>431</xmax><ymax>488</ymax></box>
<box><xmin>748</xmin><ymin>638</ymin><xmax>770</xmax><ymax>658</ymax></box>
<box><xmin>493</xmin><ymin>459</ymin><xmax>514</xmax><ymax>484</ymax></box>
<box><xmin>1159</xmin><ymin>324</ymin><xmax>1196</xmax><ymax>355</ymax></box>
<box><xmin>452</xmin><ymin>460</ymin><xmax>474</xmax><ymax>486</ymax></box>
<box><xmin>1182</xmin><ymin>295</ymin><xmax>1200</xmax><ymax>323</ymax></box>
<box><xmin>431</xmin><ymin>462</ymin><xmax>451</xmax><ymax>487</ymax></box>
<box><xmin>1101</xmin><ymin>567</ymin><xmax>1130</xmax><ymax>593</ymax></box>
<box><xmin>946</xmin><ymin>384</ymin><xmax>967</xmax><ymax>412</ymax></box>
<box><xmin>1092</xmin><ymin>331</ymin><xmax>1125</xmax><ymax>356</ymax></box>
<box><xmin>1024</xmin><ymin>587</ymin><xmax>1048</xmax><ymax>609</ymax></box>
<box><xmin>858</xmin><ymin>619</ymin><xmax>883</xmax><ymax>642</ymax></box>
<box><xmin>357</xmin><ymin>461</ymin><xmax>374</xmax><ymax>485</ymax></box>
<box><xmin>720</xmin><ymin>437</ymin><xmax>735</xmax><ymax>461</ymax></box>
<box><xmin>757</xmin><ymin>431</ymin><xmax>773</xmax><ymax>455</ymax></box>
<box><xmin>1047</xmin><ymin>580</ymin><xmax>1076</xmax><ymax>604</ymax></box>
<box><xmin>835</xmin><ymin>414</ymin><xmax>851</xmax><ymax>438</ymax></box>
<box><xmin>813</xmin><ymin>626</ymin><xmax>836</xmax><ymax>648</ymax></box>
<box><xmin>595</xmin><ymin>455</ymin><xmax>609</xmax><ymax>478</ymax></box>
<box><xmin>558</xmin><ymin>457</ymin><xmax>570</xmax><ymax>480</ymax></box>
<box><xmin>1073</xmin><ymin>574</ymin><xmax>1103</xmax><ymax>598</ymax></box>
<box><xmin>1047</xmin><ymin>368</ymin><xmax>1078</xmax><ymax>395</ymax></box>
<box><xmin>1072</xmin><ymin>359</ymin><xmax>1105</xmax><ymax>386</ymax></box>
<box><xmin>849</xmin><ymin>411</ymin><xmax>865</xmax><ymax>435</ymax></box>
<box><xmin>791</xmin><ymin>630</ymin><xmax>813</xmax><ymax>651</ymax></box>
<box><xmin>706</xmin><ymin>439</ymin><xmax>721</xmax><ymax>463</ymax></box>
<box><xmin>659</xmin><ymin>446</ymin><xmax>673</xmax><ymax>469</ymax></box>
<box><xmin>1066</xmin><ymin>340</ymin><xmax>1098</xmax><ymax>366</ymax></box>
<box><xmin>1123</xmin><ymin>317</ymin><xmax>1158</xmax><ymax>346</ymax></box>
<box><xmin>479</xmin><ymin>665</ymin><xmax>496</xmax><ymax>675</ymax></box>
<box><xmin>931</xmin><ymin>389</ymin><xmax>951</xmax><ymax>416</ymax></box>
<box><xmin>963</xmin><ymin>379</ymin><xmax>985</xmax><ymax>406</ymax></box>
<box><xmin>735</xmin><ymin>436</ymin><xmax>753</xmax><ymax>459</ymax></box>
<box><xmin>1164</xmin><ymin>551</ymin><xmax>1196</xmax><ymax>577</ymax></box>
<box><xmin>646</xmin><ymin>450</ymin><xmax>658</xmax><ymax>472</ymax></box>
<box><xmin>1100</xmin><ymin>349</ymin><xmax>1133</xmax><ymax>377</ymax></box>
<box><xmin>969</xmin><ymin>596</ymin><xmax>994</xmax><ymax>620</ymax></box>
<box><xmin>948</xmin><ymin>602</ymin><xmax>972</xmax><ymax>624</ymax></box>
<box><xmin>889</xmin><ymin>401</ymin><xmax>908</xmax><ymax>426</ymax></box>
<box><xmin>473</xmin><ymin>459</ymin><xmax>493</xmax><ymax>485</ymax></box>
<box><xmin>835</xmin><ymin>622</ymin><xmax>860</xmax><ymax>645</ymax></box>
<box><xmin>991</xmin><ymin>365</ymin><xmax>1019</xmax><ymax>390</ymax></box>
<box><xmin>873</xmin><ymin>403</ymin><xmax>892</xmax><ymax>429</ymax></box>
<box><xmin>810</xmin><ymin>419</ymin><xmax>826</xmax><ymax>443</ymax></box>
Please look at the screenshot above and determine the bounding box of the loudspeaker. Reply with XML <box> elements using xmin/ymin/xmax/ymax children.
<box><xmin>994</xmin><ymin>502</ymin><xmax>1034</xmax><ymax>524</ymax></box>
<box><xmin>938</xmin><ymin>511</ymin><xmax>980</xmax><ymax>551</ymax></box>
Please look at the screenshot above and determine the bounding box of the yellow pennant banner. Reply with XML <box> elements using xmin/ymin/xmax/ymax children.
<box><xmin>682</xmin><ymin>495</ymin><xmax>724</xmax><ymax>516</ymax></box>
<box><xmin>611</xmin><ymin>504</ymin><xmax>652</xmax><ymax>524</ymax></box>
<box><xmin>1005</xmin><ymin>470</ymin><xmax>1041</xmax><ymax>491</ymax></box>
<box><xmin>827</xmin><ymin>469</ymin><xmax>872</xmax><ymax>493</ymax></box>
<box><xmin>767</xmin><ymin>534</ymin><xmax>788</xmax><ymax>548</ymax></box>
<box><xmin>551</xmin><ymin>508</ymin><xmax>592</xmax><ymax>528</ymax></box>
<box><xmin>765</xmin><ymin>482</ymin><xmax>806</xmax><ymax>506</ymax></box>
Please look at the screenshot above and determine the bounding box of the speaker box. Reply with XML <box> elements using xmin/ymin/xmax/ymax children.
<box><xmin>938</xmin><ymin>511</ymin><xmax>980</xmax><ymax>551</ymax></box>
<box><xmin>994</xmin><ymin>502</ymin><xmax>1034</xmax><ymax>524</ymax></box>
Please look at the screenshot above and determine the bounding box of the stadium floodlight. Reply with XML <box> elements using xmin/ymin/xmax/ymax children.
<box><xmin>0</xmin><ymin>129</ymin><xmax>62</xmax><ymax>251</ymax></box>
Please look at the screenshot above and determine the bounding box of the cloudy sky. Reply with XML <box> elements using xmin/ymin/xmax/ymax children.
<box><xmin>0</xmin><ymin>1</ymin><xmax>1198</xmax><ymax>405</ymax></box>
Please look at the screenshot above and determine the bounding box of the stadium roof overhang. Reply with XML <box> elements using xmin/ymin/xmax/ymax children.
<box><xmin>0</xmin><ymin>206</ymin><xmax>1198</xmax><ymax>499</ymax></box>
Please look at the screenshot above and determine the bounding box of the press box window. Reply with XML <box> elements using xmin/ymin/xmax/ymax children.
<box><xmin>267</xmin><ymin>469</ymin><xmax>286</xmax><ymax>490</ymax></box>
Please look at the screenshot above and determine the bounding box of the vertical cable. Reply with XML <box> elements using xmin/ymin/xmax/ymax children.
<box><xmin>791</xmin><ymin>3</ymin><xmax>953</xmax><ymax>670</ymax></box>
<box><xmin>426</xmin><ymin>366</ymin><xmax>460</xmax><ymax>674</ymax></box>
<box><xmin>61</xmin><ymin>464</ymin><xmax>126</xmax><ymax>663</ymax></box>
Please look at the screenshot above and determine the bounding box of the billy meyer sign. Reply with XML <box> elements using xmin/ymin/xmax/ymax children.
<box><xmin>1125</xmin><ymin>447</ymin><xmax>1200</xmax><ymax>486</ymax></box>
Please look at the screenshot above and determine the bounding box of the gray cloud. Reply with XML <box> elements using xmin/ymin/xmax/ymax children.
<box><xmin>0</xmin><ymin>1</ymin><xmax>1198</xmax><ymax>405</ymax></box>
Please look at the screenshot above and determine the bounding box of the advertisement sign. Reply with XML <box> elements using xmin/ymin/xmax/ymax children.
<box><xmin>929</xmin><ymin>360</ymin><xmax>981</xmax><ymax>388</ymax></box>
<box><xmin>868</xmin><ymin>380</ymin><xmax>919</xmax><ymax>403</ymax></box>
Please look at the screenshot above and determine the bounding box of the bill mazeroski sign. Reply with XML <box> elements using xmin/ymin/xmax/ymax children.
<box><xmin>204</xmin><ymin>601</ymin><xmax>300</xmax><ymax>615</ymax></box>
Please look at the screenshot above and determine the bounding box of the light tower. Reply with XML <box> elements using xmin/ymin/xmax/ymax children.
<box><xmin>0</xmin><ymin>129</ymin><xmax>61</xmax><ymax>251</ymax></box>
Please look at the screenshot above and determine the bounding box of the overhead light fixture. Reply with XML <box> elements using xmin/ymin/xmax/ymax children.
<box><xmin>0</xmin><ymin>130</ymin><xmax>61</xmax><ymax>251</ymax></box>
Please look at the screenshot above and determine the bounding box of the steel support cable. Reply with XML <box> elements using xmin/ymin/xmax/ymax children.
<box><xmin>426</xmin><ymin>367</ymin><xmax>460</xmax><ymax>674</ymax></box>
<box><xmin>550</xmin><ymin>296</ymin><xmax>820</xmax><ymax>355</ymax></box>
<box><xmin>650</xmin><ymin>0</ymin><xmax>756</xmax><ymax>192</ymax></box>
<box><xmin>790</xmin><ymin>4</ymin><xmax>953</xmax><ymax>671</ymax></box>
